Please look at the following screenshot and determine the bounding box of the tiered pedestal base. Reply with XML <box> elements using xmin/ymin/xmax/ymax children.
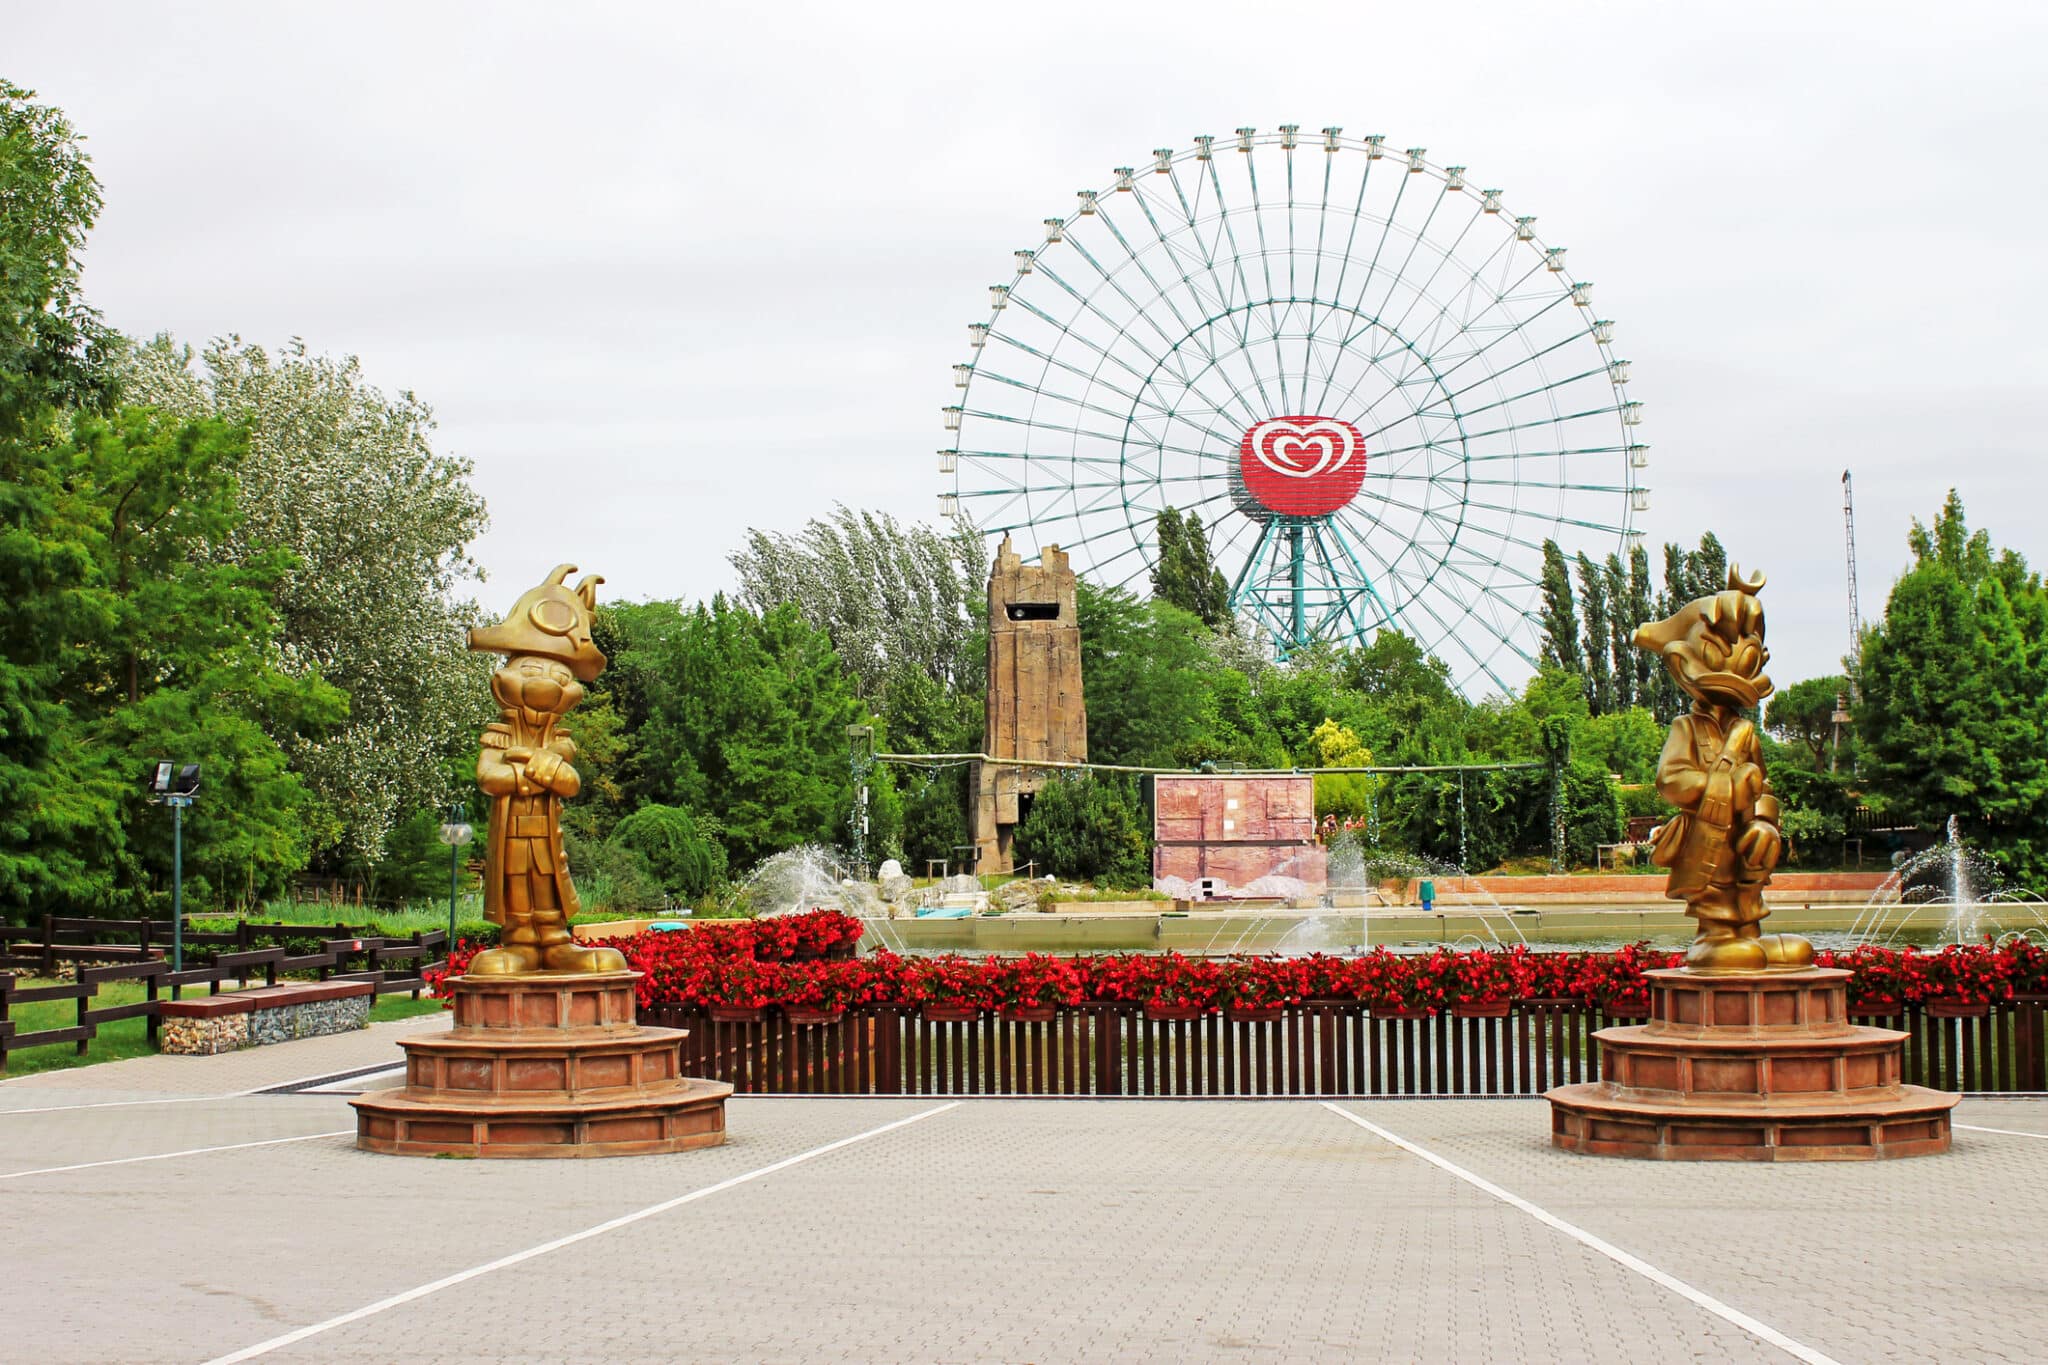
<box><xmin>1547</xmin><ymin>968</ymin><xmax>1955</xmax><ymax>1161</ymax></box>
<box><xmin>352</xmin><ymin>972</ymin><xmax>731</xmax><ymax>1158</ymax></box>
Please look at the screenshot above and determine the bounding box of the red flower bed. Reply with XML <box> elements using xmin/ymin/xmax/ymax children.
<box><xmin>423</xmin><ymin>915</ymin><xmax>2046</xmax><ymax>1017</ymax></box>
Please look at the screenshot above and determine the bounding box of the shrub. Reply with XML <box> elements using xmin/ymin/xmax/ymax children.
<box><xmin>608</xmin><ymin>804</ymin><xmax>728</xmax><ymax>900</ymax></box>
<box><xmin>1012</xmin><ymin>773</ymin><xmax>1151</xmax><ymax>888</ymax></box>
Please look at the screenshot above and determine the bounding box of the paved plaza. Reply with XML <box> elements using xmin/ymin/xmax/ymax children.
<box><xmin>1</xmin><ymin>1015</ymin><xmax>2043</xmax><ymax>1364</ymax></box>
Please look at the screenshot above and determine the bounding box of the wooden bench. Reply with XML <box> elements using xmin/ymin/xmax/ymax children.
<box><xmin>160</xmin><ymin>980</ymin><xmax>376</xmax><ymax>1055</ymax></box>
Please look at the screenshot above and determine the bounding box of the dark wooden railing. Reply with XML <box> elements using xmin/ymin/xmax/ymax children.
<box><xmin>644</xmin><ymin>999</ymin><xmax>2048</xmax><ymax>1098</ymax></box>
<box><xmin>0</xmin><ymin>921</ymin><xmax>448</xmax><ymax>1070</ymax></box>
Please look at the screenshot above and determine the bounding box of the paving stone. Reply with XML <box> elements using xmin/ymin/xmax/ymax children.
<box><xmin>1</xmin><ymin>1034</ymin><xmax>2041</xmax><ymax>1365</ymax></box>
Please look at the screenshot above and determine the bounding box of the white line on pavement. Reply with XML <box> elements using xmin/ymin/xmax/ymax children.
<box><xmin>0</xmin><ymin>1129</ymin><xmax>353</xmax><ymax>1180</ymax></box>
<box><xmin>203</xmin><ymin>1100</ymin><xmax>963</xmax><ymax>1365</ymax></box>
<box><xmin>0</xmin><ymin>1055</ymin><xmax>426</xmax><ymax>1114</ymax></box>
<box><xmin>1320</xmin><ymin>1102</ymin><xmax>1843</xmax><ymax>1365</ymax></box>
<box><xmin>0</xmin><ymin>1093</ymin><xmax>227</xmax><ymax>1116</ymax></box>
<box><xmin>1956</xmin><ymin>1123</ymin><xmax>2048</xmax><ymax>1139</ymax></box>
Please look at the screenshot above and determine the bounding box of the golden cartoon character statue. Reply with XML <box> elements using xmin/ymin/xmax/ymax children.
<box><xmin>464</xmin><ymin>564</ymin><xmax>628</xmax><ymax>976</ymax></box>
<box><xmin>1633</xmin><ymin>565</ymin><xmax>1814</xmax><ymax>974</ymax></box>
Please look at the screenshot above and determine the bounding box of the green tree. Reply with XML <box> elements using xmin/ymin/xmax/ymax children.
<box><xmin>1686</xmin><ymin>531</ymin><xmax>1729</xmax><ymax>601</ymax></box>
<box><xmin>1601</xmin><ymin>552</ymin><xmax>1634</xmax><ymax>711</ymax></box>
<box><xmin>1625</xmin><ymin>543</ymin><xmax>1656</xmax><ymax>710</ymax></box>
<box><xmin>0</xmin><ymin>81</ymin><xmax>113</xmax><ymax>912</ymax></box>
<box><xmin>1576</xmin><ymin>551</ymin><xmax>1613</xmax><ymax>714</ymax></box>
<box><xmin>1152</xmin><ymin>506</ymin><xmax>1230</xmax><ymax>628</ymax></box>
<box><xmin>0</xmin><ymin>80</ymin><xmax>112</xmax><ymax>426</ymax></box>
<box><xmin>61</xmin><ymin>408</ymin><xmax>345</xmax><ymax>907</ymax></box>
<box><xmin>1538</xmin><ymin>539</ymin><xmax>1581</xmax><ymax>673</ymax></box>
<box><xmin>121</xmin><ymin>337</ymin><xmax>493</xmax><ymax>870</ymax></box>
<box><xmin>1766</xmin><ymin>675</ymin><xmax>1851</xmax><ymax>771</ymax></box>
<box><xmin>898</xmin><ymin>767</ymin><xmax>970</xmax><ymax>871</ymax></box>
<box><xmin>628</xmin><ymin>597</ymin><xmax>873</xmax><ymax>868</ymax></box>
<box><xmin>1857</xmin><ymin>492</ymin><xmax>2048</xmax><ymax>887</ymax></box>
<box><xmin>1076</xmin><ymin>581</ymin><xmax>1219</xmax><ymax>768</ymax></box>
<box><xmin>1012</xmin><ymin>772</ymin><xmax>1150</xmax><ymax>887</ymax></box>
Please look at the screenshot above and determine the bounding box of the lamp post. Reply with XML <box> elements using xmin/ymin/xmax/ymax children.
<box><xmin>438</xmin><ymin>801</ymin><xmax>474</xmax><ymax>949</ymax></box>
<box><xmin>146</xmin><ymin>762</ymin><xmax>202</xmax><ymax>971</ymax></box>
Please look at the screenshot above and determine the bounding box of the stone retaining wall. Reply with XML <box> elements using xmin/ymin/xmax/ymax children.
<box><xmin>160</xmin><ymin>983</ymin><xmax>374</xmax><ymax>1056</ymax></box>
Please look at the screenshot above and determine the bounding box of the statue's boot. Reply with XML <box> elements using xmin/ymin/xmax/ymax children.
<box><xmin>1757</xmin><ymin>933</ymin><xmax>1815</xmax><ymax>970</ymax></box>
<box><xmin>542</xmin><ymin>941</ymin><xmax>628</xmax><ymax>972</ymax></box>
<box><xmin>468</xmin><ymin>909</ymin><xmax>545</xmax><ymax>974</ymax></box>
<box><xmin>1685</xmin><ymin>931</ymin><xmax>1767</xmax><ymax>973</ymax></box>
<box><xmin>533</xmin><ymin>910</ymin><xmax>627</xmax><ymax>973</ymax></box>
<box><xmin>468</xmin><ymin>943</ymin><xmax>544</xmax><ymax>974</ymax></box>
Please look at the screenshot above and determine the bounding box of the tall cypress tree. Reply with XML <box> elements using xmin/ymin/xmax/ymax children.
<box><xmin>1539</xmin><ymin>539</ymin><xmax>1582</xmax><ymax>673</ymax></box>
<box><xmin>1602</xmin><ymin>551</ymin><xmax>1633</xmax><ymax>711</ymax></box>
<box><xmin>1576</xmin><ymin>552</ymin><xmax>1613</xmax><ymax>715</ymax></box>
<box><xmin>1181</xmin><ymin>512</ymin><xmax>1232</xmax><ymax>628</ymax></box>
<box><xmin>1627</xmin><ymin>542</ymin><xmax>1655</xmax><ymax>708</ymax></box>
<box><xmin>1152</xmin><ymin>506</ymin><xmax>1230</xmax><ymax>629</ymax></box>
<box><xmin>1687</xmin><ymin>531</ymin><xmax>1729</xmax><ymax>600</ymax></box>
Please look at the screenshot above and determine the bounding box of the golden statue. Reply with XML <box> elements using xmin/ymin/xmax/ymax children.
<box><xmin>464</xmin><ymin>564</ymin><xmax>628</xmax><ymax>976</ymax></box>
<box><xmin>1633</xmin><ymin>565</ymin><xmax>1813</xmax><ymax>974</ymax></box>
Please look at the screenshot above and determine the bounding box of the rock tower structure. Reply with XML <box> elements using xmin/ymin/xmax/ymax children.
<box><xmin>970</xmin><ymin>536</ymin><xmax>1087</xmax><ymax>873</ymax></box>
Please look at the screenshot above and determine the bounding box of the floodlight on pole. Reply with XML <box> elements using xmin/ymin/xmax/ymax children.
<box><xmin>146</xmin><ymin>762</ymin><xmax>202</xmax><ymax>970</ymax></box>
<box><xmin>438</xmin><ymin>801</ymin><xmax>475</xmax><ymax>951</ymax></box>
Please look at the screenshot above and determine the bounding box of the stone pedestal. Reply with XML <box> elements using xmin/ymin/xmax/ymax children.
<box><xmin>352</xmin><ymin>971</ymin><xmax>731</xmax><ymax>1158</ymax></box>
<box><xmin>1546</xmin><ymin>968</ymin><xmax>1955</xmax><ymax>1161</ymax></box>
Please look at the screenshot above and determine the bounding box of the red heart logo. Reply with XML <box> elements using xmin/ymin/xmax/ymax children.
<box><xmin>1237</xmin><ymin>416</ymin><xmax>1367</xmax><ymax>516</ymax></box>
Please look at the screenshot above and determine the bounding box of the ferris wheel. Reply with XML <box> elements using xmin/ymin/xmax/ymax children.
<box><xmin>938</xmin><ymin>126</ymin><xmax>1647</xmax><ymax>694</ymax></box>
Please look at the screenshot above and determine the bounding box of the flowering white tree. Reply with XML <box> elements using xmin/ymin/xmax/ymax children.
<box><xmin>122</xmin><ymin>336</ymin><xmax>493</xmax><ymax>868</ymax></box>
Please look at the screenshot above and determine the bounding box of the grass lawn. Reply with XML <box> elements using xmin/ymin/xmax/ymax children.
<box><xmin>0</xmin><ymin>977</ymin><xmax>446</xmax><ymax>1077</ymax></box>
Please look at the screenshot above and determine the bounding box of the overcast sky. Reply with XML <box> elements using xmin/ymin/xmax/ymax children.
<box><xmin>11</xmin><ymin>0</ymin><xmax>2044</xmax><ymax>690</ymax></box>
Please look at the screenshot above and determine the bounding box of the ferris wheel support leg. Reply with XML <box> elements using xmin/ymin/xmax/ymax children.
<box><xmin>1323</xmin><ymin>517</ymin><xmax>1398</xmax><ymax>627</ymax></box>
<box><xmin>1288</xmin><ymin>522</ymin><xmax>1307</xmax><ymax>647</ymax></box>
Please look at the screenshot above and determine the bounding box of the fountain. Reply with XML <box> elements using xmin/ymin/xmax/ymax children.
<box><xmin>1849</xmin><ymin>816</ymin><xmax>2048</xmax><ymax>947</ymax></box>
<box><xmin>1187</xmin><ymin>834</ymin><xmax>1529</xmax><ymax>957</ymax></box>
<box><xmin>724</xmin><ymin>843</ymin><xmax>910</xmax><ymax>950</ymax></box>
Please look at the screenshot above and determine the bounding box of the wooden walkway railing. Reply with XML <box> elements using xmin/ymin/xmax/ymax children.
<box><xmin>644</xmin><ymin>1000</ymin><xmax>2048</xmax><ymax>1098</ymax></box>
<box><xmin>0</xmin><ymin>921</ymin><xmax>448</xmax><ymax>1069</ymax></box>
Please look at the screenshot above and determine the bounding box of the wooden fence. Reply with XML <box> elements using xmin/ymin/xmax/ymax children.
<box><xmin>645</xmin><ymin>1000</ymin><xmax>2048</xmax><ymax>1098</ymax></box>
<box><xmin>0</xmin><ymin>918</ymin><xmax>449</xmax><ymax>1069</ymax></box>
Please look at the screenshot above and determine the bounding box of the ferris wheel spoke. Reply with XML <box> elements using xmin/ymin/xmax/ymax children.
<box><xmin>1344</xmin><ymin>250</ymin><xmax>1554</xmax><ymax>395</ymax></box>
<box><xmin>1334</xmin><ymin>518</ymin><xmax>1482</xmax><ymax>669</ymax></box>
<box><xmin>1310</xmin><ymin>208</ymin><xmax>1490</xmax><ymax>419</ymax></box>
<box><xmin>986</xmin><ymin>321</ymin><xmax>1188</xmax><ymax>426</ymax></box>
<box><xmin>1200</xmin><ymin>158</ymin><xmax>1285</xmax><ymax>417</ymax></box>
<box><xmin>1316</xmin><ymin>145</ymin><xmax>1386</xmax><ymax>346</ymax></box>
<box><xmin>1160</xmin><ymin>166</ymin><xmax>1251</xmax><ymax>349</ymax></box>
<box><xmin>1019</xmin><ymin>262</ymin><xmax>1201</xmax><ymax>400</ymax></box>
<box><xmin>1091</xmin><ymin>194</ymin><xmax>1234</xmax><ymax>378</ymax></box>
<box><xmin>1073</xmin><ymin>222</ymin><xmax>1271</xmax><ymax>437</ymax></box>
<box><xmin>1424</xmin><ymin>359</ymin><xmax>1609</xmax><ymax>425</ymax></box>
<box><xmin>1371</xmin><ymin>469</ymin><xmax>1629</xmax><ymax>495</ymax></box>
<box><xmin>1337</xmin><ymin>165</ymin><xmax>1413</xmax><ymax>361</ymax></box>
<box><xmin>1054</xmin><ymin>234</ymin><xmax>1213</xmax><ymax>392</ymax></box>
<box><xmin>1367</xmin><ymin>405</ymin><xmax>1628</xmax><ymax>461</ymax></box>
<box><xmin>1363</xmin><ymin>179</ymin><xmax>1452</xmax><ymax>335</ymax></box>
<box><xmin>1361</xmin><ymin>197</ymin><xmax>1493</xmax><ymax>356</ymax></box>
<box><xmin>1305</xmin><ymin>142</ymin><xmax>1336</xmax><ymax>344</ymax></box>
<box><xmin>1239</xmin><ymin>144</ymin><xmax>1293</xmax><ymax>411</ymax></box>
<box><xmin>1373</xmin><ymin>260</ymin><xmax>1569</xmax><ymax>399</ymax></box>
<box><xmin>968</xmin><ymin>367</ymin><xmax>1183</xmax><ymax>439</ymax></box>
